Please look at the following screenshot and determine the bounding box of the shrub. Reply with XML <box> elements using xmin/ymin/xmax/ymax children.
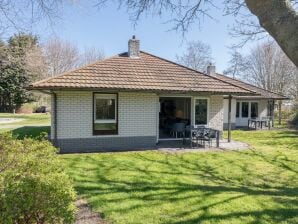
<box><xmin>289</xmin><ymin>110</ymin><xmax>298</xmax><ymax>127</ymax></box>
<box><xmin>0</xmin><ymin>133</ymin><xmax>76</xmax><ymax>224</ymax></box>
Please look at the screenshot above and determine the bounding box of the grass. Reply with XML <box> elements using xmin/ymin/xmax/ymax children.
<box><xmin>0</xmin><ymin>113</ymin><xmax>50</xmax><ymax>126</ymax></box>
<box><xmin>61</xmin><ymin>129</ymin><xmax>298</xmax><ymax>224</ymax></box>
<box><xmin>0</xmin><ymin>113</ymin><xmax>50</xmax><ymax>138</ymax></box>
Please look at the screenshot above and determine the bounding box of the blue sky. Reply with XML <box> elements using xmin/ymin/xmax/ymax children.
<box><xmin>33</xmin><ymin>1</ymin><xmax>257</xmax><ymax>73</ymax></box>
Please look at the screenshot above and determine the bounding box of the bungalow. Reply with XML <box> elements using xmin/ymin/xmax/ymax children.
<box><xmin>30</xmin><ymin>36</ymin><xmax>285</xmax><ymax>153</ymax></box>
<box><xmin>214</xmin><ymin>75</ymin><xmax>288</xmax><ymax>129</ymax></box>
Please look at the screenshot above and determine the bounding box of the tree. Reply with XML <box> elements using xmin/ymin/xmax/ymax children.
<box><xmin>43</xmin><ymin>37</ymin><xmax>80</xmax><ymax>77</ymax></box>
<box><xmin>43</xmin><ymin>37</ymin><xmax>105</xmax><ymax>77</ymax></box>
<box><xmin>176</xmin><ymin>40</ymin><xmax>213</xmax><ymax>72</ymax></box>
<box><xmin>242</xmin><ymin>41</ymin><xmax>296</xmax><ymax>96</ymax></box>
<box><xmin>95</xmin><ymin>0</ymin><xmax>298</xmax><ymax>67</ymax></box>
<box><xmin>223</xmin><ymin>50</ymin><xmax>246</xmax><ymax>79</ymax></box>
<box><xmin>79</xmin><ymin>46</ymin><xmax>105</xmax><ymax>66</ymax></box>
<box><xmin>0</xmin><ymin>0</ymin><xmax>64</xmax><ymax>35</ymax></box>
<box><xmin>0</xmin><ymin>63</ymin><xmax>34</xmax><ymax>112</ymax></box>
<box><xmin>0</xmin><ymin>33</ymin><xmax>45</xmax><ymax>112</ymax></box>
<box><xmin>8</xmin><ymin>33</ymin><xmax>46</xmax><ymax>82</ymax></box>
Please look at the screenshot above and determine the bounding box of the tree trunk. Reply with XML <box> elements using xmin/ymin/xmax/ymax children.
<box><xmin>245</xmin><ymin>0</ymin><xmax>298</xmax><ymax>67</ymax></box>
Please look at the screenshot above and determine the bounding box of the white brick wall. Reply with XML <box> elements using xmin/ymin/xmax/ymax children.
<box><xmin>53</xmin><ymin>91</ymin><xmax>158</xmax><ymax>139</ymax></box>
<box><xmin>258</xmin><ymin>100</ymin><xmax>268</xmax><ymax>118</ymax></box>
<box><xmin>223</xmin><ymin>98</ymin><xmax>236</xmax><ymax>124</ymax></box>
<box><xmin>209</xmin><ymin>95</ymin><xmax>224</xmax><ymax>131</ymax></box>
<box><xmin>51</xmin><ymin>91</ymin><xmax>225</xmax><ymax>140</ymax></box>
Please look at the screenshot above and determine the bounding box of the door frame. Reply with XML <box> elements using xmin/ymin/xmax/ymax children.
<box><xmin>158</xmin><ymin>96</ymin><xmax>192</xmax><ymax>141</ymax></box>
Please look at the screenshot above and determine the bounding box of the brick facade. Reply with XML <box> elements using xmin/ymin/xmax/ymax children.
<box><xmin>52</xmin><ymin>91</ymin><xmax>225</xmax><ymax>152</ymax></box>
<box><xmin>208</xmin><ymin>95</ymin><xmax>224</xmax><ymax>131</ymax></box>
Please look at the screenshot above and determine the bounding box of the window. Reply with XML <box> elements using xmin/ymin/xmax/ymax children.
<box><xmin>251</xmin><ymin>102</ymin><xmax>258</xmax><ymax>118</ymax></box>
<box><xmin>241</xmin><ymin>102</ymin><xmax>249</xmax><ymax>118</ymax></box>
<box><xmin>195</xmin><ymin>98</ymin><xmax>208</xmax><ymax>125</ymax></box>
<box><xmin>236</xmin><ymin>102</ymin><xmax>240</xmax><ymax>118</ymax></box>
<box><xmin>93</xmin><ymin>93</ymin><xmax>118</xmax><ymax>135</ymax></box>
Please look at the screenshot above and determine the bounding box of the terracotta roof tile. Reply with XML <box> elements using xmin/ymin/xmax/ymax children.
<box><xmin>214</xmin><ymin>74</ymin><xmax>288</xmax><ymax>99</ymax></box>
<box><xmin>30</xmin><ymin>51</ymin><xmax>256</xmax><ymax>95</ymax></box>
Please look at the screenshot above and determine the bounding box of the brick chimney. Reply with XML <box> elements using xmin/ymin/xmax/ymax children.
<box><xmin>128</xmin><ymin>35</ymin><xmax>140</xmax><ymax>58</ymax></box>
<box><xmin>207</xmin><ymin>63</ymin><xmax>216</xmax><ymax>76</ymax></box>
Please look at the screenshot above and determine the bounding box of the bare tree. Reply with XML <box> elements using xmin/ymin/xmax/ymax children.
<box><xmin>223</xmin><ymin>50</ymin><xmax>246</xmax><ymax>79</ymax></box>
<box><xmin>225</xmin><ymin>40</ymin><xmax>297</xmax><ymax>99</ymax></box>
<box><xmin>79</xmin><ymin>46</ymin><xmax>105</xmax><ymax>66</ymax></box>
<box><xmin>24</xmin><ymin>43</ymin><xmax>48</xmax><ymax>81</ymax></box>
<box><xmin>0</xmin><ymin>0</ymin><xmax>65</xmax><ymax>35</ymax></box>
<box><xmin>176</xmin><ymin>40</ymin><xmax>213</xmax><ymax>72</ymax></box>
<box><xmin>43</xmin><ymin>37</ymin><xmax>105</xmax><ymax>77</ymax></box>
<box><xmin>43</xmin><ymin>37</ymin><xmax>79</xmax><ymax>77</ymax></box>
<box><xmin>95</xmin><ymin>0</ymin><xmax>298</xmax><ymax>67</ymax></box>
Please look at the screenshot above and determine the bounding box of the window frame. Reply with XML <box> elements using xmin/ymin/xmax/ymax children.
<box><xmin>193</xmin><ymin>97</ymin><xmax>210</xmax><ymax>126</ymax></box>
<box><xmin>236</xmin><ymin>102</ymin><xmax>240</xmax><ymax>118</ymax></box>
<box><xmin>241</xmin><ymin>102</ymin><xmax>249</xmax><ymax>118</ymax></box>
<box><xmin>250</xmin><ymin>102</ymin><xmax>259</xmax><ymax>118</ymax></box>
<box><xmin>93</xmin><ymin>92</ymin><xmax>118</xmax><ymax>135</ymax></box>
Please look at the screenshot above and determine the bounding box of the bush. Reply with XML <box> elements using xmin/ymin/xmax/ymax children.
<box><xmin>0</xmin><ymin>133</ymin><xmax>76</xmax><ymax>224</ymax></box>
<box><xmin>289</xmin><ymin>110</ymin><xmax>298</xmax><ymax>127</ymax></box>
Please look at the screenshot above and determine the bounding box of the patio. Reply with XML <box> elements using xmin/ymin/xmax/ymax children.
<box><xmin>157</xmin><ymin>139</ymin><xmax>250</xmax><ymax>153</ymax></box>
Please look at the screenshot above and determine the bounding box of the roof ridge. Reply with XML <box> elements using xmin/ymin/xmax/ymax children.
<box><xmin>30</xmin><ymin>53</ymin><xmax>124</xmax><ymax>87</ymax></box>
<box><xmin>215</xmin><ymin>73</ymin><xmax>287</xmax><ymax>98</ymax></box>
<box><xmin>140</xmin><ymin>51</ymin><xmax>257</xmax><ymax>94</ymax></box>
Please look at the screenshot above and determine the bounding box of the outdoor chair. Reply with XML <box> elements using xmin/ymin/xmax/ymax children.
<box><xmin>192</xmin><ymin>128</ymin><xmax>209</xmax><ymax>148</ymax></box>
<box><xmin>205</xmin><ymin>128</ymin><xmax>218</xmax><ymax>147</ymax></box>
<box><xmin>170</xmin><ymin>123</ymin><xmax>186</xmax><ymax>138</ymax></box>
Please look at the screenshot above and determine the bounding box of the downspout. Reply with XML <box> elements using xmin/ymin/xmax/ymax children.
<box><xmin>52</xmin><ymin>91</ymin><xmax>58</xmax><ymax>147</ymax></box>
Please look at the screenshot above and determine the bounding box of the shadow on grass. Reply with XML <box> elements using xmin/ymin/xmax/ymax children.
<box><xmin>64</xmin><ymin>151</ymin><xmax>298</xmax><ymax>224</ymax></box>
<box><xmin>11</xmin><ymin>126</ymin><xmax>50</xmax><ymax>139</ymax></box>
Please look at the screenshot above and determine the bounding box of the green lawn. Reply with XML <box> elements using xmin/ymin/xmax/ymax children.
<box><xmin>61</xmin><ymin>129</ymin><xmax>298</xmax><ymax>224</ymax></box>
<box><xmin>0</xmin><ymin>113</ymin><xmax>50</xmax><ymax>138</ymax></box>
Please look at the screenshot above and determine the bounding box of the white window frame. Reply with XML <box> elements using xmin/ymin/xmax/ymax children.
<box><xmin>193</xmin><ymin>97</ymin><xmax>210</xmax><ymax>127</ymax></box>
<box><xmin>237</xmin><ymin>101</ymin><xmax>259</xmax><ymax>118</ymax></box>
<box><xmin>94</xmin><ymin>93</ymin><xmax>117</xmax><ymax>124</ymax></box>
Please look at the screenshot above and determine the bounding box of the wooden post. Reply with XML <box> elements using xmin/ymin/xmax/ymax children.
<box><xmin>228</xmin><ymin>95</ymin><xmax>232</xmax><ymax>143</ymax></box>
<box><xmin>272</xmin><ymin>100</ymin><xmax>275</xmax><ymax>127</ymax></box>
<box><xmin>216</xmin><ymin>130</ymin><xmax>219</xmax><ymax>148</ymax></box>
<box><xmin>278</xmin><ymin>100</ymin><xmax>282</xmax><ymax>125</ymax></box>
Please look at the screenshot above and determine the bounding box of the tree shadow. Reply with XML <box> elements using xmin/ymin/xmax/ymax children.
<box><xmin>63</xmin><ymin>150</ymin><xmax>298</xmax><ymax>224</ymax></box>
<box><xmin>11</xmin><ymin>126</ymin><xmax>50</xmax><ymax>139</ymax></box>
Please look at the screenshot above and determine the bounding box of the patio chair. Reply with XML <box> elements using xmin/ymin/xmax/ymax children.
<box><xmin>192</xmin><ymin>128</ymin><xmax>208</xmax><ymax>148</ymax></box>
<box><xmin>205</xmin><ymin>128</ymin><xmax>218</xmax><ymax>147</ymax></box>
<box><xmin>170</xmin><ymin>123</ymin><xmax>186</xmax><ymax>138</ymax></box>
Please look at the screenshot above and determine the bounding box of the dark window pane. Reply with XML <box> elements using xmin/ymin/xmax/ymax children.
<box><xmin>96</xmin><ymin>98</ymin><xmax>115</xmax><ymax>120</ymax></box>
<box><xmin>195</xmin><ymin>99</ymin><xmax>208</xmax><ymax>125</ymax></box>
<box><xmin>251</xmin><ymin>102</ymin><xmax>258</xmax><ymax>118</ymax></box>
<box><xmin>94</xmin><ymin>123</ymin><xmax>117</xmax><ymax>131</ymax></box>
<box><xmin>236</xmin><ymin>102</ymin><xmax>240</xmax><ymax>118</ymax></box>
<box><xmin>242</xmin><ymin>102</ymin><xmax>249</xmax><ymax>118</ymax></box>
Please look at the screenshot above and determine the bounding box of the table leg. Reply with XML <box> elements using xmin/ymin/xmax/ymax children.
<box><xmin>261</xmin><ymin>121</ymin><xmax>263</xmax><ymax>129</ymax></box>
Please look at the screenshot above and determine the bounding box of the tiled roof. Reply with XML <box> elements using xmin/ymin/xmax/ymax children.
<box><xmin>30</xmin><ymin>51</ymin><xmax>256</xmax><ymax>95</ymax></box>
<box><xmin>214</xmin><ymin>74</ymin><xmax>288</xmax><ymax>100</ymax></box>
